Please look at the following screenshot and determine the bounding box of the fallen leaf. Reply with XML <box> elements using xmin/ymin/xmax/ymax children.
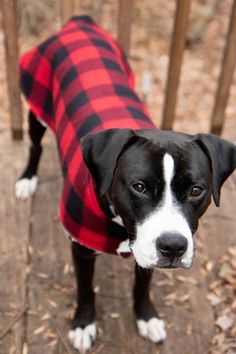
<box><xmin>176</xmin><ymin>275</ymin><xmax>198</xmax><ymax>285</ymax></box>
<box><xmin>4</xmin><ymin>310</ymin><xmax>17</xmax><ymax>317</ymax></box>
<box><xmin>162</xmin><ymin>271</ymin><xmax>175</xmax><ymax>281</ymax></box>
<box><xmin>36</xmin><ymin>272</ymin><xmax>49</xmax><ymax>279</ymax></box>
<box><xmin>43</xmin><ymin>330</ymin><xmax>57</xmax><ymax>340</ymax></box>
<box><xmin>155</xmin><ymin>280</ymin><xmax>175</xmax><ymax>287</ymax></box>
<box><xmin>220</xmin><ymin>255</ymin><xmax>230</xmax><ymax>263</ymax></box>
<box><xmin>213</xmin><ymin>286</ymin><xmax>223</xmax><ymax>298</ymax></box>
<box><xmin>224</xmin><ymin>276</ymin><xmax>236</xmax><ymax>288</ymax></box>
<box><xmin>27</xmin><ymin>310</ymin><xmax>37</xmax><ymax>316</ymax></box>
<box><xmin>41</xmin><ymin>313</ymin><xmax>50</xmax><ymax>321</ymax></box>
<box><xmin>230</xmin><ymin>258</ymin><xmax>236</xmax><ymax>270</ymax></box>
<box><xmin>197</xmin><ymin>239</ymin><xmax>204</xmax><ymax>250</ymax></box>
<box><xmin>228</xmin><ymin>247</ymin><xmax>236</xmax><ymax>257</ymax></box>
<box><xmin>164</xmin><ymin>292</ymin><xmax>177</xmax><ymax>306</ymax></box>
<box><xmin>209</xmin><ymin>280</ymin><xmax>222</xmax><ymax>291</ymax></box>
<box><xmin>206</xmin><ymin>293</ymin><xmax>222</xmax><ymax>306</ymax></box>
<box><xmin>221</xmin><ymin>342</ymin><xmax>236</xmax><ymax>352</ymax></box>
<box><xmin>22</xmin><ymin>343</ymin><xmax>28</xmax><ymax>354</ymax></box>
<box><xmin>212</xmin><ymin>332</ymin><xmax>225</xmax><ymax>346</ymax></box>
<box><xmin>63</xmin><ymin>263</ymin><xmax>70</xmax><ymax>275</ymax></box>
<box><xmin>219</xmin><ymin>263</ymin><xmax>234</xmax><ymax>280</ymax></box>
<box><xmin>205</xmin><ymin>260</ymin><xmax>214</xmax><ymax>272</ymax></box>
<box><xmin>28</xmin><ymin>245</ymin><xmax>34</xmax><ymax>255</ymax></box>
<box><xmin>107</xmin><ymin>271</ymin><xmax>115</xmax><ymax>278</ymax></box>
<box><xmin>200</xmin><ymin>267</ymin><xmax>208</xmax><ymax>277</ymax></box>
<box><xmin>215</xmin><ymin>314</ymin><xmax>234</xmax><ymax>331</ymax></box>
<box><xmin>110</xmin><ymin>312</ymin><xmax>120</xmax><ymax>318</ymax></box>
<box><xmin>52</xmin><ymin>284</ymin><xmax>62</xmax><ymax>290</ymax></box>
<box><xmin>164</xmin><ymin>292</ymin><xmax>177</xmax><ymax>301</ymax></box>
<box><xmin>26</xmin><ymin>265</ymin><xmax>31</xmax><ymax>275</ymax></box>
<box><xmin>231</xmin><ymin>323</ymin><xmax>236</xmax><ymax>336</ymax></box>
<box><xmin>186</xmin><ymin>324</ymin><xmax>192</xmax><ymax>335</ymax></box>
<box><xmin>34</xmin><ymin>325</ymin><xmax>45</xmax><ymax>335</ymax></box>
<box><xmin>48</xmin><ymin>300</ymin><xmax>57</xmax><ymax>308</ymax></box>
<box><xmin>94</xmin><ymin>285</ymin><xmax>100</xmax><ymax>293</ymax></box>
<box><xmin>48</xmin><ymin>339</ymin><xmax>58</xmax><ymax>347</ymax></box>
<box><xmin>178</xmin><ymin>294</ymin><xmax>190</xmax><ymax>303</ymax></box>
<box><xmin>166</xmin><ymin>322</ymin><xmax>174</xmax><ymax>329</ymax></box>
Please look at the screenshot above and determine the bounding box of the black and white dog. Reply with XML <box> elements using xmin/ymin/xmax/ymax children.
<box><xmin>15</xmin><ymin>112</ymin><xmax>236</xmax><ymax>352</ymax></box>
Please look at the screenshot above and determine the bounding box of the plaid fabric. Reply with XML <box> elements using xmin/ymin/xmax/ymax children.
<box><xmin>19</xmin><ymin>16</ymin><xmax>157</xmax><ymax>255</ymax></box>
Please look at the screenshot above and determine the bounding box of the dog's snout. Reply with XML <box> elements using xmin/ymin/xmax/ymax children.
<box><xmin>156</xmin><ymin>233</ymin><xmax>187</xmax><ymax>259</ymax></box>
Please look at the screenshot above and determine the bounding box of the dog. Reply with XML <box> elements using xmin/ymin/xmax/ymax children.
<box><xmin>15</xmin><ymin>16</ymin><xmax>236</xmax><ymax>353</ymax></box>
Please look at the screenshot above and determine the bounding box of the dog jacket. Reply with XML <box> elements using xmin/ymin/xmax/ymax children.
<box><xmin>19</xmin><ymin>16</ymin><xmax>156</xmax><ymax>255</ymax></box>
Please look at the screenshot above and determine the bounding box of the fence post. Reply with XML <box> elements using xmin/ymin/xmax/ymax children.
<box><xmin>161</xmin><ymin>0</ymin><xmax>190</xmax><ymax>130</ymax></box>
<box><xmin>117</xmin><ymin>0</ymin><xmax>134</xmax><ymax>56</ymax></box>
<box><xmin>210</xmin><ymin>0</ymin><xmax>236</xmax><ymax>135</ymax></box>
<box><xmin>1</xmin><ymin>0</ymin><xmax>23</xmax><ymax>140</ymax></box>
<box><xmin>60</xmin><ymin>0</ymin><xmax>74</xmax><ymax>25</ymax></box>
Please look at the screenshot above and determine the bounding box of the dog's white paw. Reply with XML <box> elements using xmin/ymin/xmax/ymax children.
<box><xmin>15</xmin><ymin>177</ymin><xmax>38</xmax><ymax>199</ymax></box>
<box><xmin>137</xmin><ymin>317</ymin><xmax>166</xmax><ymax>343</ymax></box>
<box><xmin>68</xmin><ymin>323</ymin><xmax>96</xmax><ymax>353</ymax></box>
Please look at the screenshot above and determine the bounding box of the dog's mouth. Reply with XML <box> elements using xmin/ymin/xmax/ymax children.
<box><xmin>129</xmin><ymin>239</ymin><xmax>194</xmax><ymax>270</ymax></box>
<box><xmin>158</xmin><ymin>264</ymin><xmax>179</xmax><ymax>269</ymax></box>
<box><xmin>157</xmin><ymin>263</ymin><xmax>181</xmax><ymax>270</ymax></box>
<box><xmin>133</xmin><ymin>258</ymin><xmax>192</xmax><ymax>270</ymax></box>
<box><xmin>143</xmin><ymin>254</ymin><xmax>193</xmax><ymax>269</ymax></box>
<box><xmin>155</xmin><ymin>259</ymin><xmax>192</xmax><ymax>269</ymax></box>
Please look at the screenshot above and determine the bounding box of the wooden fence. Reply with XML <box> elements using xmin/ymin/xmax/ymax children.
<box><xmin>1</xmin><ymin>0</ymin><xmax>236</xmax><ymax>140</ymax></box>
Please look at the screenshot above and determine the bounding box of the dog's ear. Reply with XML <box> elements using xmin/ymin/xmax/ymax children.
<box><xmin>81</xmin><ymin>128</ymin><xmax>135</xmax><ymax>196</ymax></box>
<box><xmin>195</xmin><ymin>133</ymin><xmax>236</xmax><ymax>206</ymax></box>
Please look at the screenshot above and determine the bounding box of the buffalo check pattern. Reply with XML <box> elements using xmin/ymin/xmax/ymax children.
<box><xmin>19</xmin><ymin>16</ymin><xmax>157</xmax><ymax>255</ymax></box>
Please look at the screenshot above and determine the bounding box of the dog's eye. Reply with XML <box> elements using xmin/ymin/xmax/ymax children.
<box><xmin>132</xmin><ymin>182</ymin><xmax>146</xmax><ymax>194</ymax></box>
<box><xmin>189</xmin><ymin>186</ymin><xmax>204</xmax><ymax>197</ymax></box>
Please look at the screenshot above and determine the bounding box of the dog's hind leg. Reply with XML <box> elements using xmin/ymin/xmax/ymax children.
<box><xmin>133</xmin><ymin>265</ymin><xmax>166</xmax><ymax>344</ymax></box>
<box><xmin>15</xmin><ymin>110</ymin><xmax>47</xmax><ymax>199</ymax></box>
<box><xmin>69</xmin><ymin>242</ymin><xmax>97</xmax><ymax>353</ymax></box>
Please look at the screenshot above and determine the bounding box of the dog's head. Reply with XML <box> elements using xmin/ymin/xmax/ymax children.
<box><xmin>81</xmin><ymin>129</ymin><xmax>236</xmax><ymax>269</ymax></box>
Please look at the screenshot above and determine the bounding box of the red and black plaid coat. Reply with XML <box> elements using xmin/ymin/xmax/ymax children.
<box><xmin>20</xmin><ymin>16</ymin><xmax>156</xmax><ymax>255</ymax></box>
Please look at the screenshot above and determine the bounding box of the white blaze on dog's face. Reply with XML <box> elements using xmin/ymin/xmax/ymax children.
<box><xmin>132</xmin><ymin>153</ymin><xmax>193</xmax><ymax>269</ymax></box>
<box><xmin>109</xmin><ymin>132</ymin><xmax>214</xmax><ymax>269</ymax></box>
<box><xmin>82</xmin><ymin>129</ymin><xmax>236</xmax><ymax>269</ymax></box>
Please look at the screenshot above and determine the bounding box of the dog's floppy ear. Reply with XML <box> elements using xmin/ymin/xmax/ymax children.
<box><xmin>195</xmin><ymin>133</ymin><xmax>236</xmax><ymax>206</ymax></box>
<box><xmin>81</xmin><ymin>128</ymin><xmax>135</xmax><ymax>197</ymax></box>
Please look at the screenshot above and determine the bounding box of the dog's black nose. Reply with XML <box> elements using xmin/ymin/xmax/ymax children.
<box><xmin>156</xmin><ymin>233</ymin><xmax>187</xmax><ymax>259</ymax></box>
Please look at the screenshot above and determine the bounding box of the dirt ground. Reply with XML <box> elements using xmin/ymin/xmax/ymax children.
<box><xmin>0</xmin><ymin>1</ymin><xmax>236</xmax><ymax>353</ymax></box>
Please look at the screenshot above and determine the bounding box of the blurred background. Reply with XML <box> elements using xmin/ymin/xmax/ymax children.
<box><xmin>0</xmin><ymin>0</ymin><xmax>236</xmax><ymax>139</ymax></box>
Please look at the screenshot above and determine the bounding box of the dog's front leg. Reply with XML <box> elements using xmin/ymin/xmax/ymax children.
<box><xmin>133</xmin><ymin>265</ymin><xmax>166</xmax><ymax>344</ymax></box>
<box><xmin>69</xmin><ymin>242</ymin><xmax>96</xmax><ymax>353</ymax></box>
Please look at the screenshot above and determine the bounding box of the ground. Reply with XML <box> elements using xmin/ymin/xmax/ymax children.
<box><xmin>0</xmin><ymin>1</ymin><xmax>236</xmax><ymax>353</ymax></box>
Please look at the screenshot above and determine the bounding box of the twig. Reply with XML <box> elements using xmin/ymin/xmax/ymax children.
<box><xmin>0</xmin><ymin>305</ymin><xmax>27</xmax><ymax>340</ymax></box>
<box><xmin>48</xmin><ymin>316</ymin><xmax>72</xmax><ymax>354</ymax></box>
